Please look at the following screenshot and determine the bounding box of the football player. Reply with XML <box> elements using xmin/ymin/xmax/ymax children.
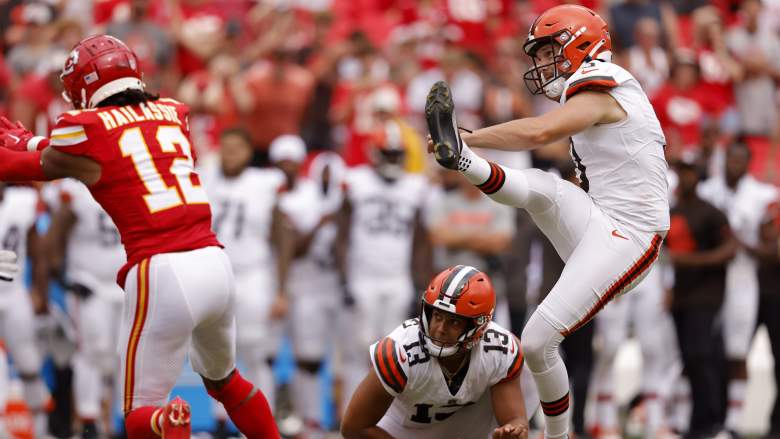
<box><xmin>590</xmin><ymin>263</ymin><xmax>677</xmax><ymax>439</ymax></box>
<box><xmin>336</xmin><ymin>120</ymin><xmax>432</xmax><ymax>409</ymax></box>
<box><xmin>698</xmin><ymin>141</ymin><xmax>778</xmax><ymax>434</ymax></box>
<box><xmin>274</xmin><ymin>141</ymin><xmax>345</xmax><ymax>436</ymax></box>
<box><xmin>0</xmin><ymin>35</ymin><xmax>278</xmax><ymax>438</ymax></box>
<box><xmin>0</xmin><ymin>183</ymin><xmax>51</xmax><ymax>436</ymax></box>
<box><xmin>44</xmin><ymin>177</ymin><xmax>125</xmax><ymax>438</ymax></box>
<box><xmin>425</xmin><ymin>5</ymin><xmax>669</xmax><ymax>438</ymax></box>
<box><xmin>341</xmin><ymin>265</ymin><xmax>537</xmax><ymax>439</ymax></box>
<box><xmin>200</xmin><ymin>128</ymin><xmax>291</xmax><ymax>427</ymax></box>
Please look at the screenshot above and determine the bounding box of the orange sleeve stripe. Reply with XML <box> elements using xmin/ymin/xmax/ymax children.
<box><xmin>566</xmin><ymin>77</ymin><xmax>619</xmax><ymax>99</ymax></box>
<box><xmin>384</xmin><ymin>338</ymin><xmax>407</xmax><ymax>390</ymax></box>
<box><xmin>374</xmin><ymin>339</ymin><xmax>404</xmax><ymax>393</ymax></box>
<box><xmin>501</xmin><ymin>336</ymin><xmax>524</xmax><ymax>383</ymax></box>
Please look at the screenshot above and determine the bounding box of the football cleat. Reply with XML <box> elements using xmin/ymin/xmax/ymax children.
<box><xmin>425</xmin><ymin>81</ymin><xmax>463</xmax><ymax>170</ymax></box>
<box><xmin>161</xmin><ymin>396</ymin><xmax>191</xmax><ymax>438</ymax></box>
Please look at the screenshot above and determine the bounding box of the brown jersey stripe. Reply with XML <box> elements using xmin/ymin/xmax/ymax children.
<box><xmin>374</xmin><ymin>339</ymin><xmax>403</xmax><ymax>393</ymax></box>
<box><xmin>562</xmin><ymin>234</ymin><xmax>662</xmax><ymax>337</ymax></box>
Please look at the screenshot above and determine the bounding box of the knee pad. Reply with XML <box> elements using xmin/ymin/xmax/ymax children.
<box><xmin>296</xmin><ymin>359</ymin><xmax>323</xmax><ymax>375</ymax></box>
<box><xmin>521</xmin><ymin>313</ymin><xmax>564</xmax><ymax>372</ymax></box>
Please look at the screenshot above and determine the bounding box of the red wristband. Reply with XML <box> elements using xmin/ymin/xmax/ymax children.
<box><xmin>0</xmin><ymin>149</ymin><xmax>46</xmax><ymax>181</ymax></box>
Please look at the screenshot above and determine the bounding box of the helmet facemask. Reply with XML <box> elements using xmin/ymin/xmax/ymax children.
<box><xmin>523</xmin><ymin>37</ymin><xmax>570</xmax><ymax>99</ymax></box>
<box><xmin>419</xmin><ymin>302</ymin><xmax>490</xmax><ymax>358</ymax></box>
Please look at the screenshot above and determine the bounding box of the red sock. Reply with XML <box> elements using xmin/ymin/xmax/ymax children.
<box><xmin>124</xmin><ymin>406</ymin><xmax>162</xmax><ymax>439</ymax></box>
<box><xmin>207</xmin><ymin>371</ymin><xmax>279</xmax><ymax>439</ymax></box>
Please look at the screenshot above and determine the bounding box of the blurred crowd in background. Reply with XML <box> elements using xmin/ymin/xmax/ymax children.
<box><xmin>1</xmin><ymin>0</ymin><xmax>780</xmax><ymax>438</ymax></box>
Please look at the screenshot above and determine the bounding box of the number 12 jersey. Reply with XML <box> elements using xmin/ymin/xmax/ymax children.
<box><xmin>48</xmin><ymin>98</ymin><xmax>220</xmax><ymax>286</ymax></box>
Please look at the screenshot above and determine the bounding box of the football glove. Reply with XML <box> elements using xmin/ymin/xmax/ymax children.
<box><xmin>0</xmin><ymin>117</ymin><xmax>46</xmax><ymax>152</ymax></box>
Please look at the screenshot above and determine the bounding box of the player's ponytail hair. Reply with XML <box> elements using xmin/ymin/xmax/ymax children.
<box><xmin>95</xmin><ymin>89</ymin><xmax>159</xmax><ymax>108</ymax></box>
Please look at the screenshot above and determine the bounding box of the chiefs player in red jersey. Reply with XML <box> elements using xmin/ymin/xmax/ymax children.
<box><xmin>0</xmin><ymin>35</ymin><xmax>279</xmax><ymax>439</ymax></box>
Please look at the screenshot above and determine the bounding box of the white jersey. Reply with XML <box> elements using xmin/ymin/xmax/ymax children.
<box><xmin>345</xmin><ymin>167</ymin><xmax>427</xmax><ymax>279</ymax></box>
<box><xmin>278</xmin><ymin>178</ymin><xmax>340</xmax><ymax>288</ymax></box>
<box><xmin>698</xmin><ymin>174</ymin><xmax>778</xmax><ymax>294</ymax></box>
<box><xmin>200</xmin><ymin>165</ymin><xmax>285</xmax><ymax>275</ymax></box>
<box><xmin>58</xmin><ymin>179</ymin><xmax>125</xmax><ymax>285</ymax></box>
<box><xmin>560</xmin><ymin>60</ymin><xmax>670</xmax><ymax>233</ymax></box>
<box><xmin>0</xmin><ymin>186</ymin><xmax>38</xmax><ymax>292</ymax></box>
<box><xmin>370</xmin><ymin>319</ymin><xmax>524</xmax><ymax>430</ymax></box>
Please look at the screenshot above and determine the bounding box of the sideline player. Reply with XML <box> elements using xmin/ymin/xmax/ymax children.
<box><xmin>0</xmin><ymin>35</ymin><xmax>278</xmax><ymax>438</ymax></box>
<box><xmin>336</xmin><ymin>121</ymin><xmax>431</xmax><ymax>407</ymax></box>
<box><xmin>200</xmin><ymin>128</ymin><xmax>291</xmax><ymax>423</ymax></box>
<box><xmin>698</xmin><ymin>142</ymin><xmax>778</xmax><ymax>434</ymax></box>
<box><xmin>45</xmin><ymin>177</ymin><xmax>126</xmax><ymax>438</ymax></box>
<box><xmin>273</xmin><ymin>140</ymin><xmax>345</xmax><ymax>436</ymax></box>
<box><xmin>341</xmin><ymin>265</ymin><xmax>537</xmax><ymax>439</ymax></box>
<box><xmin>425</xmin><ymin>5</ymin><xmax>669</xmax><ymax>438</ymax></box>
<box><xmin>0</xmin><ymin>183</ymin><xmax>51</xmax><ymax>436</ymax></box>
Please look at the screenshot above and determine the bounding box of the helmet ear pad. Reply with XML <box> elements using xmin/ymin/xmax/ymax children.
<box><xmin>60</xmin><ymin>35</ymin><xmax>145</xmax><ymax>109</ymax></box>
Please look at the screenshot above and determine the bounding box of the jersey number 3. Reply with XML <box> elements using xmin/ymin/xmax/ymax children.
<box><xmin>119</xmin><ymin>126</ymin><xmax>208</xmax><ymax>214</ymax></box>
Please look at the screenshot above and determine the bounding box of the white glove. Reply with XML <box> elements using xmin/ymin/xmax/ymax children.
<box><xmin>0</xmin><ymin>250</ymin><xmax>19</xmax><ymax>282</ymax></box>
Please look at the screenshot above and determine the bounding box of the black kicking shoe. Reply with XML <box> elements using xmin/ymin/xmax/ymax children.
<box><xmin>425</xmin><ymin>80</ymin><xmax>464</xmax><ymax>170</ymax></box>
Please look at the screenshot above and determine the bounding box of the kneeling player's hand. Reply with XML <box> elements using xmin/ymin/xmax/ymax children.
<box><xmin>0</xmin><ymin>250</ymin><xmax>18</xmax><ymax>282</ymax></box>
<box><xmin>493</xmin><ymin>423</ymin><xmax>528</xmax><ymax>439</ymax></box>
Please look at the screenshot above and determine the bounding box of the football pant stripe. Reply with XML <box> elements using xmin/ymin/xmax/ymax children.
<box><xmin>562</xmin><ymin>234</ymin><xmax>662</xmax><ymax>337</ymax></box>
<box><xmin>124</xmin><ymin>258</ymin><xmax>150</xmax><ymax>414</ymax></box>
<box><xmin>374</xmin><ymin>339</ymin><xmax>402</xmax><ymax>393</ymax></box>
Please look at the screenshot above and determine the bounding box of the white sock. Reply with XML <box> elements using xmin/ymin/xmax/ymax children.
<box><xmin>73</xmin><ymin>354</ymin><xmax>101</xmax><ymax>419</ymax></box>
<box><xmin>458</xmin><ymin>140</ymin><xmax>492</xmax><ymax>185</ymax></box>
<box><xmin>643</xmin><ymin>393</ymin><xmax>663</xmax><ymax>439</ymax></box>
<box><xmin>531</xmin><ymin>358</ymin><xmax>571</xmax><ymax>439</ymax></box>
<box><xmin>725</xmin><ymin>379</ymin><xmax>746</xmax><ymax>432</ymax></box>
<box><xmin>293</xmin><ymin>369</ymin><xmax>322</xmax><ymax>426</ymax></box>
<box><xmin>597</xmin><ymin>393</ymin><xmax>618</xmax><ymax>431</ymax></box>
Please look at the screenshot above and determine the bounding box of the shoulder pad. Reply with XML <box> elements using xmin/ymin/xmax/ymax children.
<box><xmin>372</xmin><ymin>336</ymin><xmax>408</xmax><ymax>394</ymax></box>
<box><xmin>564</xmin><ymin>61</ymin><xmax>627</xmax><ymax>100</ymax></box>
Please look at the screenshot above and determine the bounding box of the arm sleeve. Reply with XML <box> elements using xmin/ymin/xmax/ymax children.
<box><xmin>49</xmin><ymin>112</ymin><xmax>92</xmax><ymax>157</ymax></box>
<box><xmin>487</xmin><ymin>332</ymin><xmax>525</xmax><ymax>386</ymax></box>
<box><xmin>369</xmin><ymin>336</ymin><xmax>410</xmax><ymax>397</ymax></box>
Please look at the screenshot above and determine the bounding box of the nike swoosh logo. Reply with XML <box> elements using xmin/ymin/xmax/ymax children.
<box><xmin>611</xmin><ymin>229</ymin><xmax>629</xmax><ymax>240</ymax></box>
<box><xmin>399</xmin><ymin>350</ymin><xmax>407</xmax><ymax>363</ymax></box>
<box><xmin>6</xmin><ymin>134</ymin><xmax>19</xmax><ymax>143</ymax></box>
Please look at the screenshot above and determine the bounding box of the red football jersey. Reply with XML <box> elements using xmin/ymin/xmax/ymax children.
<box><xmin>48</xmin><ymin>97</ymin><xmax>221</xmax><ymax>286</ymax></box>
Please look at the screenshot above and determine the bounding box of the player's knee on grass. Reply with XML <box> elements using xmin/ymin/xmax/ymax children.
<box><xmin>521</xmin><ymin>314</ymin><xmax>564</xmax><ymax>372</ymax></box>
<box><xmin>296</xmin><ymin>359</ymin><xmax>323</xmax><ymax>375</ymax></box>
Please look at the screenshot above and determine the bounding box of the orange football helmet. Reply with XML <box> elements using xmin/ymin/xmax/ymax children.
<box><xmin>523</xmin><ymin>5</ymin><xmax>611</xmax><ymax>98</ymax></box>
<box><xmin>420</xmin><ymin>265</ymin><xmax>496</xmax><ymax>357</ymax></box>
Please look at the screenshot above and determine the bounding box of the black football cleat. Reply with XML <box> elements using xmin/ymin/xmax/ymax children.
<box><xmin>425</xmin><ymin>81</ymin><xmax>463</xmax><ymax>170</ymax></box>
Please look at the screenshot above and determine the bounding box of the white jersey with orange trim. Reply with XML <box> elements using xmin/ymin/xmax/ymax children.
<box><xmin>560</xmin><ymin>60</ymin><xmax>670</xmax><ymax>233</ymax></box>
<box><xmin>0</xmin><ymin>187</ymin><xmax>38</xmax><ymax>294</ymax></box>
<box><xmin>345</xmin><ymin>167</ymin><xmax>427</xmax><ymax>279</ymax></box>
<box><xmin>369</xmin><ymin>319</ymin><xmax>536</xmax><ymax>435</ymax></box>
<box><xmin>57</xmin><ymin>179</ymin><xmax>126</xmax><ymax>286</ymax></box>
<box><xmin>200</xmin><ymin>165</ymin><xmax>286</xmax><ymax>275</ymax></box>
